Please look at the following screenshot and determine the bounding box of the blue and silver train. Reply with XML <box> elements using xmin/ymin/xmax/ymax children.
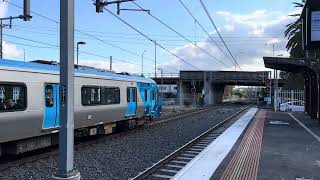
<box><xmin>0</xmin><ymin>59</ymin><xmax>162</xmax><ymax>156</ymax></box>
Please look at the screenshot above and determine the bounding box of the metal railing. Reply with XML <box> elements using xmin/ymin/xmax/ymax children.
<box><xmin>140</xmin><ymin>73</ymin><xmax>180</xmax><ymax>78</ymax></box>
<box><xmin>276</xmin><ymin>90</ymin><xmax>304</xmax><ymax>112</ymax></box>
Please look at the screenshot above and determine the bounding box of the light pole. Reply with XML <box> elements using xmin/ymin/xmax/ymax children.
<box><xmin>235</xmin><ymin>52</ymin><xmax>244</xmax><ymax>71</ymax></box>
<box><xmin>76</xmin><ymin>41</ymin><xmax>86</xmax><ymax>66</ymax></box>
<box><xmin>158</xmin><ymin>67</ymin><xmax>163</xmax><ymax>97</ymax></box>
<box><xmin>141</xmin><ymin>50</ymin><xmax>146</xmax><ymax>76</ymax></box>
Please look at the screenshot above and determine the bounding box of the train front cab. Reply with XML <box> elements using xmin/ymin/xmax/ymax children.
<box><xmin>137</xmin><ymin>83</ymin><xmax>162</xmax><ymax>119</ymax></box>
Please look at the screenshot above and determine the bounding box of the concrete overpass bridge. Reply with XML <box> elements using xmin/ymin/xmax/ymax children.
<box><xmin>151</xmin><ymin>71</ymin><xmax>274</xmax><ymax>106</ymax></box>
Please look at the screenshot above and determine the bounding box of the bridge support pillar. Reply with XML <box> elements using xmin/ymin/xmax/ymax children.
<box><xmin>202</xmin><ymin>72</ymin><xmax>225</xmax><ymax>106</ymax></box>
<box><xmin>203</xmin><ymin>72</ymin><xmax>212</xmax><ymax>105</ymax></box>
<box><xmin>178</xmin><ymin>81</ymin><xmax>184</xmax><ymax>106</ymax></box>
<box><xmin>211</xmin><ymin>84</ymin><xmax>225</xmax><ymax>105</ymax></box>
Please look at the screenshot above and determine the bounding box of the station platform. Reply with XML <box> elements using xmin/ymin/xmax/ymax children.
<box><xmin>174</xmin><ymin>108</ymin><xmax>320</xmax><ymax>180</ymax></box>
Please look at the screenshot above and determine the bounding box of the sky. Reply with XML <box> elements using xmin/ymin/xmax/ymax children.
<box><xmin>0</xmin><ymin>0</ymin><xmax>302</xmax><ymax>74</ymax></box>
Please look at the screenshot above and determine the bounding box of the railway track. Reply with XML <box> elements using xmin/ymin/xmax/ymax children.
<box><xmin>0</xmin><ymin>102</ymin><xmax>244</xmax><ymax>171</ymax></box>
<box><xmin>131</xmin><ymin>103</ymin><xmax>254</xmax><ymax>180</ymax></box>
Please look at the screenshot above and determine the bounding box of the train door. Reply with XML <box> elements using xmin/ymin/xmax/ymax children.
<box><xmin>150</xmin><ymin>89</ymin><xmax>157</xmax><ymax>113</ymax></box>
<box><xmin>126</xmin><ymin>87</ymin><xmax>137</xmax><ymax>116</ymax></box>
<box><xmin>43</xmin><ymin>84</ymin><xmax>60</xmax><ymax>129</ymax></box>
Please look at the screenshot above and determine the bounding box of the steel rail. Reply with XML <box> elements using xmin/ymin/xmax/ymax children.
<box><xmin>131</xmin><ymin>103</ymin><xmax>254</xmax><ymax>180</ymax></box>
<box><xmin>0</xmin><ymin>103</ymin><xmax>237</xmax><ymax>171</ymax></box>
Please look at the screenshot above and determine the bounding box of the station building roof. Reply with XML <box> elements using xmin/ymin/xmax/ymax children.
<box><xmin>0</xmin><ymin>59</ymin><xmax>156</xmax><ymax>84</ymax></box>
<box><xmin>263</xmin><ymin>57</ymin><xmax>308</xmax><ymax>73</ymax></box>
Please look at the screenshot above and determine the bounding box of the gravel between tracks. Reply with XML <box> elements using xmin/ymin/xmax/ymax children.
<box><xmin>0</xmin><ymin>104</ymin><xmax>246</xmax><ymax>180</ymax></box>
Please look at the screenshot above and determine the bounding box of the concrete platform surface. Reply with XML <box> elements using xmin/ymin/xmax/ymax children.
<box><xmin>212</xmin><ymin>109</ymin><xmax>320</xmax><ymax>180</ymax></box>
<box><xmin>257</xmin><ymin>111</ymin><xmax>320</xmax><ymax>180</ymax></box>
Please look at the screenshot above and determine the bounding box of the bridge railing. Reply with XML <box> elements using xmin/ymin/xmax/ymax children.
<box><xmin>135</xmin><ymin>73</ymin><xmax>180</xmax><ymax>78</ymax></box>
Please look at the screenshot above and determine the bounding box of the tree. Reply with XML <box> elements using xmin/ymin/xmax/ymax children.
<box><xmin>281</xmin><ymin>2</ymin><xmax>305</xmax><ymax>90</ymax></box>
<box><xmin>285</xmin><ymin>2</ymin><xmax>320</xmax><ymax>59</ymax></box>
<box><xmin>285</xmin><ymin>2</ymin><xmax>305</xmax><ymax>58</ymax></box>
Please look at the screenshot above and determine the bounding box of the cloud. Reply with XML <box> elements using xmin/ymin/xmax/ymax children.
<box><xmin>0</xmin><ymin>2</ymin><xmax>22</xmax><ymax>59</ymax></box>
<box><xmin>80</xmin><ymin>59</ymin><xmax>140</xmax><ymax>73</ymax></box>
<box><xmin>216</xmin><ymin>10</ymin><xmax>292</xmax><ymax>36</ymax></box>
<box><xmin>161</xmin><ymin>9</ymin><xmax>296</xmax><ymax>72</ymax></box>
<box><xmin>0</xmin><ymin>1</ymin><xmax>8</xmax><ymax>18</ymax></box>
<box><xmin>3</xmin><ymin>41</ymin><xmax>22</xmax><ymax>58</ymax></box>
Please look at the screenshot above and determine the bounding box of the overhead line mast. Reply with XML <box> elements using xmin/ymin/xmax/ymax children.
<box><xmin>3</xmin><ymin>0</ymin><xmax>179</xmax><ymax>73</ymax></box>
<box><xmin>94</xmin><ymin>0</ymin><xmax>202</xmax><ymax>70</ymax></box>
<box><xmin>0</xmin><ymin>0</ymin><xmax>32</xmax><ymax>59</ymax></box>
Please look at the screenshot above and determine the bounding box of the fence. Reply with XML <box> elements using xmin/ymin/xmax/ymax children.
<box><xmin>276</xmin><ymin>90</ymin><xmax>304</xmax><ymax>112</ymax></box>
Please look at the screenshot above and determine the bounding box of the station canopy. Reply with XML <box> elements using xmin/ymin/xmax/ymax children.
<box><xmin>263</xmin><ymin>57</ymin><xmax>308</xmax><ymax>73</ymax></box>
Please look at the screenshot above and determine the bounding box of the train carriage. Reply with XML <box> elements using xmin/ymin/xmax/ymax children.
<box><xmin>0</xmin><ymin>59</ymin><xmax>162</xmax><ymax>156</ymax></box>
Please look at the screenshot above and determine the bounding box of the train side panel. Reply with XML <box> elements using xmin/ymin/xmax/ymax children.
<box><xmin>0</xmin><ymin>68</ymin><xmax>146</xmax><ymax>144</ymax></box>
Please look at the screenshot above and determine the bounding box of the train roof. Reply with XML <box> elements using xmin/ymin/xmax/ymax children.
<box><xmin>0</xmin><ymin>59</ymin><xmax>156</xmax><ymax>84</ymax></box>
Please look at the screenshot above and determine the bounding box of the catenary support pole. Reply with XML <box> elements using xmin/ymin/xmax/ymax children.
<box><xmin>53</xmin><ymin>0</ymin><xmax>80</xmax><ymax>179</ymax></box>
<box><xmin>110</xmin><ymin>56</ymin><xmax>112</xmax><ymax>71</ymax></box>
<box><xmin>154</xmin><ymin>40</ymin><xmax>157</xmax><ymax>78</ymax></box>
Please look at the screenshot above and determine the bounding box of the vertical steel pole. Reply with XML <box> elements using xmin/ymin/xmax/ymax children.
<box><xmin>110</xmin><ymin>56</ymin><xmax>112</xmax><ymax>71</ymax></box>
<box><xmin>141</xmin><ymin>51</ymin><xmax>144</xmax><ymax>75</ymax></box>
<box><xmin>161</xmin><ymin>69</ymin><xmax>163</xmax><ymax>97</ymax></box>
<box><xmin>269</xmin><ymin>71</ymin><xmax>271</xmax><ymax>105</ymax></box>
<box><xmin>154</xmin><ymin>40</ymin><xmax>157</xmax><ymax>78</ymax></box>
<box><xmin>0</xmin><ymin>20</ymin><xmax>2</xmax><ymax>59</ymax></box>
<box><xmin>276</xmin><ymin>69</ymin><xmax>278</xmax><ymax>108</ymax></box>
<box><xmin>53</xmin><ymin>0</ymin><xmax>80</xmax><ymax>179</ymax></box>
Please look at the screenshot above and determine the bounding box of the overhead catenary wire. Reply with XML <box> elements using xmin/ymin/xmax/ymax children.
<box><xmin>7</xmin><ymin>26</ymin><xmax>281</xmax><ymax>44</ymax></box>
<box><xmin>5</xmin><ymin>31</ymin><xmax>273</xmax><ymax>48</ymax></box>
<box><xmin>3</xmin><ymin>36</ymin><xmax>141</xmax><ymax>66</ymax></box>
<box><xmin>132</xmin><ymin>1</ymin><xmax>230</xmax><ymax>69</ymax></box>
<box><xmin>101</xmin><ymin>5</ymin><xmax>202</xmax><ymax>70</ymax></box>
<box><xmin>177</xmin><ymin>0</ymin><xmax>241</xmax><ymax>70</ymax></box>
<box><xmin>10</xmin><ymin>24</ymin><xmax>286</xmax><ymax>40</ymax></box>
<box><xmin>3</xmin><ymin>0</ymin><xmax>179</xmax><ymax>72</ymax></box>
<box><xmin>4</xmin><ymin>28</ymin><xmax>283</xmax><ymax>48</ymax></box>
<box><xmin>198</xmin><ymin>0</ymin><xmax>241</xmax><ymax>70</ymax></box>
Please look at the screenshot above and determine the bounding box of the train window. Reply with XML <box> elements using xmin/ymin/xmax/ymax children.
<box><xmin>127</xmin><ymin>87</ymin><xmax>137</xmax><ymax>102</ymax></box>
<box><xmin>104</xmin><ymin>87</ymin><xmax>120</xmax><ymax>105</ymax></box>
<box><xmin>0</xmin><ymin>83</ymin><xmax>27</xmax><ymax>112</ymax></box>
<box><xmin>151</xmin><ymin>90</ymin><xmax>154</xmax><ymax>101</ymax></box>
<box><xmin>45</xmin><ymin>85</ymin><xmax>54</xmax><ymax>107</ymax></box>
<box><xmin>132</xmin><ymin>88</ymin><xmax>137</xmax><ymax>102</ymax></box>
<box><xmin>154</xmin><ymin>90</ymin><xmax>158</xmax><ymax>101</ymax></box>
<box><xmin>144</xmin><ymin>90</ymin><xmax>147</xmax><ymax>101</ymax></box>
<box><xmin>81</xmin><ymin>86</ymin><xmax>101</xmax><ymax>106</ymax></box>
<box><xmin>127</xmin><ymin>88</ymin><xmax>130</xmax><ymax>102</ymax></box>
